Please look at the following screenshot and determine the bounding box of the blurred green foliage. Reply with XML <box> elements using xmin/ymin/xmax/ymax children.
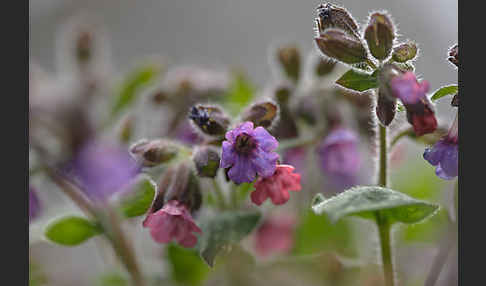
<box><xmin>167</xmin><ymin>244</ymin><xmax>210</xmax><ymax>286</ymax></box>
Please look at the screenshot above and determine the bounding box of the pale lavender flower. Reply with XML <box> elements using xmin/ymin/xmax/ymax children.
<box><xmin>317</xmin><ymin>128</ymin><xmax>361</xmax><ymax>189</ymax></box>
<box><xmin>70</xmin><ymin>141</ymin><xmax>140</xmax><ymax>201</ymax></box>
<box><xmin>220</xmin><ymin>122</ymin><xmax>279</xmax><ymax>184</ymax></box>
<box><xmin>29</xmin><ymin>187</ymin><xmax>41</xmax><ymax>222</ymax></box>
<box><xmin>424</xmin><ymin>114</ymin><xmax>458</xmax><ymax>180</ymax></box>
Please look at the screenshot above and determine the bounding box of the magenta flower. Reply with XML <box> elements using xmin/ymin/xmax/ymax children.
<box><xmin>250</xmin><ymin>164</ymin><xmax>301</xmax><ymax>205</ymax></box>
<box><xmin>29</xmin><ymin>187</ymin><xmax>41</xmax><ymax>223</ymax></box>
<box><xmin>143</xmin><ymin>200</ymin><xmax>202</xmax><ymax>248</ymax></box>
<box><xmin>70</xmin><ymin>141</ymin><xmax>140</xmax><ymax>201</ymax></box>
<box><xmin>255</xmin><ymin>215</ymin><xmax>296</xmax><ymax>257</ymax></box>
<box><xmin>317</xmin><ymin>128</ymin><xmax>361</xmax><ymax>189</ymax></box>
<box><xmin>220</xmin><ymin>121</ymin><xmax>279</xmax><ymax>184</ymax></box>
<box><xmin>424</xmin><ymin>114</ymin><xmax>458</xmax><ymax>180</ymax></box>
<box><xmin>390</xmin><ymin>72</ymin><xmax>437</xmax><ymax>136</ymax></box>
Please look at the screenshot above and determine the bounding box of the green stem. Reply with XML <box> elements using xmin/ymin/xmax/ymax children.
<box><xmin>212</xmin><ymin>179</ymin><xmax>227</xmax><ymax>210</ymax></box>
<box><xmin>378</xmin><ymin>124</ymin><xmax>388</xmax><ymax>187</ymax></box>
<box><xmin>376</xmin><ymin>122</ymin><xmax>394</xmax><ymax>286</ymax></box>
<box><xmin>376</xmin><ymin>212</ymin><xmax>394</xmax><ymax>286</ymax></box>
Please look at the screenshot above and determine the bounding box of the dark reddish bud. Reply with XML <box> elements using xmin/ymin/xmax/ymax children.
<box><xmin>364</xmin><ymin>13</ymin><xmax>395</xmax><ymax>60</ymax></box>
<box><xmin>315</xmin><ymin>3</ymin><xmax>360</xmax><ymax>39</ymax></box>
<box><xmin>315</xmin><ymin>57</ymin><xmax>337</xmax><ymax>77</ymax></box>
<box><xmin>448</xmin><ymin>44</ymin><xmax>458</xmax><ymax>67</ymax></box>
<box><xmin>451</xmin><ymin>93</ymin><xmax>459</xmax><ymax>107</ymax></box>
<box><xmin>392</xmin><ymin>41</ymin><xmax>418</xmax><ymax>62</ymax></box>
<box><xmin>376</xmin><ymin>90</ymin><xmax>397</xmax><ymax>126</ymax></box>
<box><xmin>241</xmin><ymin>100</ymin><xmax>279</xmax><ymax>128</ymax></box>
<box><xmin>315</xmin><ymin>29</ymin><xmax>367</xmax><ymax>64</ymax></box>
<box><xmin>405</xmin><ymin>99</ymin><xmax>438</xmax><ymax>136</ymax></box>
<box><xmin>276</xmin><ymin>45</ymin><xmax>301</xmax><ymax>83</ymax></box>
<box><xmin>188</xmin><ymin>105</ymin><xmax>230</xmax><ymax>137</ymax></box>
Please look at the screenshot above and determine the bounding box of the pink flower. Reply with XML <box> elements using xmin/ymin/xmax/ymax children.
<box><xmin>255</xmin><ymin>216</ymin><xmax>296</xmax><ymax>257</ymax></box>
<box><xmin>143</xmin><ymin>200</ymin><xmax>202</xmax><ymax>248</ymax></box>
<box><xmin>250</xmin><ymin>165</ymin><xmax>301</xmax><ymax>206</ymax></box>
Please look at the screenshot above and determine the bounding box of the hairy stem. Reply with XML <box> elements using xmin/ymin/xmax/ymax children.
<box><xmin>376</xmin><ymin>121</ymin><xmax>394</xmax><ymax>286</ymax></box>
<box><xmin>212</xmin><ymin>179</ymin><xmax>227</xmax><ymax>210</ymax></box>
<box><xmin>376</xmin><ymin>212</ymin><xmax>394</xmax><ymax>286</ymax></box>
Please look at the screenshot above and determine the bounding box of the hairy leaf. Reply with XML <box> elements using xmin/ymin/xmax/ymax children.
<box><xmin>336</xmin><ymin>69</ymin><xmax>378</xmax><ymax>92</ymax></box>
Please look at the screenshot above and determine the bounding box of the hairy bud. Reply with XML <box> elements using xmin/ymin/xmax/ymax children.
<box><xmin>130</xmin><ymin>139</ymin><xmax>179</xmax><ymax>167</ymax></box>
<box><xmin>241</xmin><ymin>101</ymin><xmax>279</xmax><ymax>128</ymax></box>
<box><xmin>315</xmin><ymin>29</ymin><xmax>367</xmax><ymax>64</ymax></box>
<box><xmin>193</xmin><ymin>146</ymin><xmax>220</xmax><ymax>178</ymax></box>
<box><xmin>392</xmin><ymin>41</ymin><xmax>418</xmax><ymax>62</ymax></box>
<box><xmin>188</xmin><ymin>105</ymin><xmax>230</xmax><ymax>137</ymax></box>
<box><xmin>315</xmin><ymin>3</ymin><xmax>360</xmax><ymax>39</ymax></box>
<box><xmin>364</xmin><ymin>12</ymin><xmax>395</xmax><ymax>60</ymax></box>
<box><xmin>451</xmin><ymin>93</ymin><xmax>459</xmax><ymax>107</ymax></box>
<box><xmin>448</xmin><ymin>44</ymin><xmax>458</xmax><ymax>67</ymax></box>
<box><xmin>376</xmin><ymin>89</ymin><xmax>397</xmax><ymax>126</ymax></box>
<box><xmin>277</xmin><ymin>45</ymin><xmax>301</xmax><ymax>83</ymax></box>
<box><xmin>315</xmin><ymin>57</ymin><xmax>337</xmax><ymax>77</ymax></box>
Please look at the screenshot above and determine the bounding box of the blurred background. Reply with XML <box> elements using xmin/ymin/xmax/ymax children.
<box><xmin>29</xmin><ymin>0</ymin><xmax>458</xmax><ymax>285</ymax></box>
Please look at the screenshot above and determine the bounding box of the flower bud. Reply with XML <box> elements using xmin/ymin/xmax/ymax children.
<box><xmin>241</xmin><ymin>101</ymin><xmax>279</xmax><ymax>128</ymax></box>
<box><xmin>192</xmin><ymin>146</ymin><xmax>220</xmax><ymax>178</ymax></box>
<box><xmin>376</xmin><ymin>89</ymin><xmax>397</xmax><ymax>126</ymax></box>
<box><xmin>276</xmin><ymin>45</ymin><xmax>301</xmax><ymax>83</ymax></box>
<box><xmin>315</xmin><ymin>57</ymin><xmax>337</xmax><ymax>77</ymax></box>
<box><xmin>451</xmin><ymin>93</ymin><xmax>459</xmax><ymax>107</ymax></box>
<box><xmin>167</xmin><ymin>163</ymin><xmax>202</xmax><ymax>213</ymax></box>
<box><xmin>364</xmin><ymin>12</ymin><xmax>395</xmax><ymax>60</ymax></box>
<box><xmin>392</xmin><ymin>41</ymin><xmax>418</xmax><ymax>62</ymax></box>
<box><xmin>315</xmin><ymin>3</ymin><xmax>360</xmax><ymax>39</ymax></box>
<box><xmin>315</xmin><ymin>29</ymin><xmax>367</xmax><ymax>64</ymax></box>
<box><xmin>188</xmin><ymin>105</ymin><xmax>230</xmax><ymax>137</ymax></box>
<box><xmin>76</xmin><ymin>30</ymin><xmax>94</xmax><ymax>64</ymax></box>
<box><xmin>130</xmin><ymin>139</ymin><xmax>179</xmax><ymax>167</ymax></box>
<box><xmin>448</xmin><ymin>44</ymin><xmax>458</xmax><ymax>67</ymax></box>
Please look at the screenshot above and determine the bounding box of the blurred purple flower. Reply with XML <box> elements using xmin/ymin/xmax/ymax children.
<box><xmin>255</xmin><ymin>215</ymin><xmax>296</xmax><ymax>257</ymax></box>
<box><xmin>29</xmin><ymin>187</ymin><xmax>41</xmax><ymax>223</ymax></box>
<box><xmin>174</xmin><ymin>121</ymin><xmax>203</xmax><ymax>145</ymax></box>
<box><xmin>424</xmin><ymin>114</ymin><xmax>458</xmax><ymax>180</ymax></box>
<box><xmin>143</xmin><ymin>200</ymin><xmax>202</xmax><ymax>248</ymax></box>
<box><xmin>317</xmin><ymin>128</ymin><xmax>361</xmax><ymax>190</ymax></box>
<box><xmin>220</xmin><ymin>122</ymin><xmax>279</xmax><ymax>184</ymax></box>
<box><xmin>390</xmin><ymin>72</ymin><xmax>437</xmax><ymax>136</ymax></box>
<box><xmin>70</xmin><ymin>141</ymin><xmax>140</xmax><ymax>201</ymax></box>
<box><xmin>283</xmin><ymin>146</ymin><xmax>306</xmax><ymax>174</ymax></box>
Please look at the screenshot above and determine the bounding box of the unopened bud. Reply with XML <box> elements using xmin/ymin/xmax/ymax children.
<box><xmin>189</xmin><ymin>105</ymin><xmax>230</xmax><ymax>137</ymax></box>
<box><xmin>315</xmin><ymin>57</ymin><xmax>337</xmax><ymax>77</ymax></box>
<box><xmin>118</xmin><ymin>114</ymin><xmax>134</xmax><ymax>143</ymax></box>
<box><xmin>448</xmin><ymin>44</ymin><xmax>458</xmax><ymax>67</ymax></box>
<box><xmin>277</xmin><ymin>45</ymin><xmax>301</xmax><ymax>83</ymax></box>
<box><xmin>376</xmin><ymin>90</ymin><xmax>397</xmax><ymax>126</ymax></box>
<box><xmin>378</xmin><ymin>63</ymin><xmax>402</xmax><ymax>97</ymax></box>
<box><xmin>364</xmin><ymin>13</ymin><xmax>395</xmax><ymax>60</ymax></box>
<box><xmin>315</xmin><ymin>29</ymin><xmax>367</xmax><ymax>64</ymax></box>
<box><xmin>130</xmin><ymin>139</ymin><xmax>179</xmax><ymax>167</ymax></box>
<box><xmin>315</xmin><ymin>3</ymin><xmax>360</xmax><ymax>39</ymax></box>
<box><xmin>275</xmin><ymin>85</ymin><xmax>293</xmax><ymax>104</ymax></box>
<box><xmin>241</xmin><ymin>101</ymin><xmax>279</xmax><ymax>128</ymax></box>
<box><xmin>166</xmin><ymin>162</ymin><xmax>202</xmax><ymax>213</ymax></box>
<box><xmin>193</xmin><ymin>146</ymin><xmax>220</xmax><ymax>178</ymax></box>
<box><xmin>392</xmin><ymin>41</ymin><xmax>418</xmax><ymax>62</ymax></box>
<box><xmin>76</xmin><ymin>30</ymin><xmax>93</xmax><ymax>64</ymax></box>
<box><xmin>451</xmin><ymin>93</ymin><xmax>459</xmax><ymax>107</ymax></box>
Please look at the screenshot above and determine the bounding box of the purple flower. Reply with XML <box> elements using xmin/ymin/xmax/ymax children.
<box><xmin>70</xmin><ymin>141</ymin><xmax>140</xmax><ymax>201</ymax></box>
<box><xmin>29</xmin><ymin>187</ymin><xmax>41</xmax><ymax>223</ymax></box>
<box><xmin>424</xmin><ymin>114</ymin><xmax>458</xmax><ymax>180</ymax></box>
<box><xmin>317</xmin><ymin>128</ymin><xmax>361</xmax><ymax>189</ymax></box>
<box><xmin>390</xmin><ymin>72</ymin><xmax>437</xmax><ymax>136</ymax></box>
<box><xmin>220</xmin><ymin>121</ymin><xmax>279</xmax><ymax>184</ymax></box>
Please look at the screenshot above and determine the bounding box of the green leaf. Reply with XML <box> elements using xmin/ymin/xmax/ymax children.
<box><xmin>112</xmin><ymin>64</ymin><xmax>162</xmax><ymax>117</ymax></box>
<box><xmin>118</xmin><ymin>175</ymin><xmax>156</xmax><ymax>218</ymax></box>
<box><xmin>336</xmin><ymin>69</ymin><xmax>378</xmax><ymax>92</ymax></box>
<box><xmin>96</xmin><ymin>272</ymin><xmax>128</xmax><ymax>286</ymax></box>
<box><xmin>293</xmin><ymin>209</ymin><xmax>356</xmax><ymax>257</ymax></box>
<box><xmin>167</xmin><ymin>244</ymin><xmax>210</xmax><ymax>286</ymax></box>
<box><xmin>430</xmin><ymin>84</ymin><xmax>458</xmax><ymax>101</ymax></box>
<box><xmin>311</xmin><ymin>186</ymin><xmax>439</xmax><ymax>225</ymax></box>
<box><xmin>45</xmin><ymin>216</ymin><xmax>102</xmax><ymax>246</ymax></box>
<box><xmin>222</xmin><ymin>73</ymin><xmax>255</xmax><ymax>116</ymax></box>
<box><xmin>197</xmin><ymin>211</ymin><xmax>261</xmax><ymax>267</ymax></box>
